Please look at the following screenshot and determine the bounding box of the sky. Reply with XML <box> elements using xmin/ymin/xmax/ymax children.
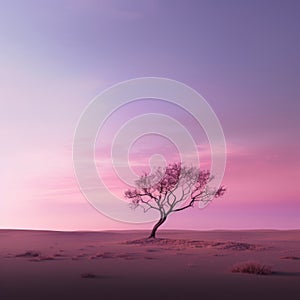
<box><xmin>0</xmin><ymin>0</ymin><xmax>299</xmax><ymax>231</ymax></box>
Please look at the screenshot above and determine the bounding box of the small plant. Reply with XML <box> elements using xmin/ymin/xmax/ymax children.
<box><xmin>231</xmin><ymin>262</ymin><xmax>272</xmax><ymax>275</ymax></box>
<box><xmin>81</xmin><ymin>273</ymin><xmax>97</xmax><ymax>279</ymax></box>
<box><xmin>280</xmin><ymin>256</ymin><xmax>300</xmax><ymax>260</ymax></box>
<box><xmin>16</xmin><ymin>250</ymin><xmax>40</xmax><ymax>257</ymax></box>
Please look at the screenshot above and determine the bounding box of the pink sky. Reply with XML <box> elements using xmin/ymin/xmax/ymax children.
<box><xmin>0</xmin><ymin>0</ymin><xmax>299</xmax><ymax>230</ymax></box>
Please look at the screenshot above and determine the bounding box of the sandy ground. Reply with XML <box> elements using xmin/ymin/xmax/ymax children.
<box><xmin>0</xmin><ymin>229</ymin><xmax>299</xmax><ymax>300</ymax></box>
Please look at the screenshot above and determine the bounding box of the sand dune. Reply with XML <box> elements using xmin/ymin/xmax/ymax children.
<box><xmin>1</xmin><ymin>230</ymin><xmax>299</xmax><ymax>300</ymax></box>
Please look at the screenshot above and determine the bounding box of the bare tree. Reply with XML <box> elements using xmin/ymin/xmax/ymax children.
<box><xmin>124</xmin><ymin>162</ymin><xmax>226</xmax><ymax>238</ymax></box>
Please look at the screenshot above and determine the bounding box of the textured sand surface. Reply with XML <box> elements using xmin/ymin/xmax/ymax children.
<box><xmin>1</xmin><ymin>230</ymin><xmax>299</xmax><ymax>300</ymax></box>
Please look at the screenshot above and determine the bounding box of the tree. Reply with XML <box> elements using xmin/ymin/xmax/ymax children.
<box><xmin>124</xmin><ymin>162</ymin><xmax>226</xmax><ymax>238</ymax></box>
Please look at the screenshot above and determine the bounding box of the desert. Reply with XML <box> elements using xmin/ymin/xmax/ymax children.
<box><xmin>1</xmin><ymin>229</ymin><xmax>299</xmax><ymax>300</ymax></box>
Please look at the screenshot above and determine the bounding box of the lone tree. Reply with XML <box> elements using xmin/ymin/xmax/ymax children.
<box><xmin>124</xmin><ymin>162</ymin><xmax>225</xmax><ymax>238</ymax></box>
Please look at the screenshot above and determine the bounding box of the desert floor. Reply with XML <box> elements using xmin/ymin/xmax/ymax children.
<box><xmin>1</xmin><ymin>229</ymin><xmax>299</xmax><ymax>300</ymax></box>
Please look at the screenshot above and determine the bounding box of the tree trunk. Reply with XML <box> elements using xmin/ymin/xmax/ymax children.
<box><xmin>148</xmin><ymin>216</ymin><xmax>167</xmax><ymax>238</ymax></box>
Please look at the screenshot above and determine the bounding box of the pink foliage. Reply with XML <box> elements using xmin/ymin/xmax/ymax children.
<box><xmin>125</xmin><ymin>162</ymin><xmax>225</xmax><ymax>212</ymax></box>
<box><xmin>124</xmin><ymin>162</ymin><xmax>226</xmax><ymax>237</ymax></box>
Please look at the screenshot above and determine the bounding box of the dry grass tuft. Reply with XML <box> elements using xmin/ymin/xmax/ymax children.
<box><xmin>15</xmin><ymin>251</ymin><xmax>40</xmax><ymax>258</ymax></box>
<box><xmin>280</xmin><ymin>256</ymin><xmax>300</xmax><ymax>260</ymax></box>
<box><xmin>29</xmin><ymin>256</ymin><xmax>55</xmax><ymax>262</ymax></box>
<box><xmin>81</xmin><ymin>273</ymin><xmax>96</xmax><ymax>279</ymax></box>
<box><xmin>232</xmin><ymin>262</ymin><xmax>272</xmax><ymax>275</ymax></box>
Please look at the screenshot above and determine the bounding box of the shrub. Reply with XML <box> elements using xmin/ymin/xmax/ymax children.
<box><xmin>81</xmin><ymin>273</ymin><xmax>96</xmax><ymax>279</ymax></box>
<box><xmin>231</xmin><ymin>262</ymin><xmax>272</xmax><ymax>275</ymax></box>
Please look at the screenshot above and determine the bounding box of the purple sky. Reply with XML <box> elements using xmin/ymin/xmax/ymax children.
<box><xmin>1</xmin><ymin>0</ymin><xmax>299</xmax><ymax>230</ymax></box>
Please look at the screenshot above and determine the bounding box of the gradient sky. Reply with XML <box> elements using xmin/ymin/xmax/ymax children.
<box><xmin>1</xmin><ymin>0</ymin><xmax>299</xmax><ymax>230</ymax></box>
